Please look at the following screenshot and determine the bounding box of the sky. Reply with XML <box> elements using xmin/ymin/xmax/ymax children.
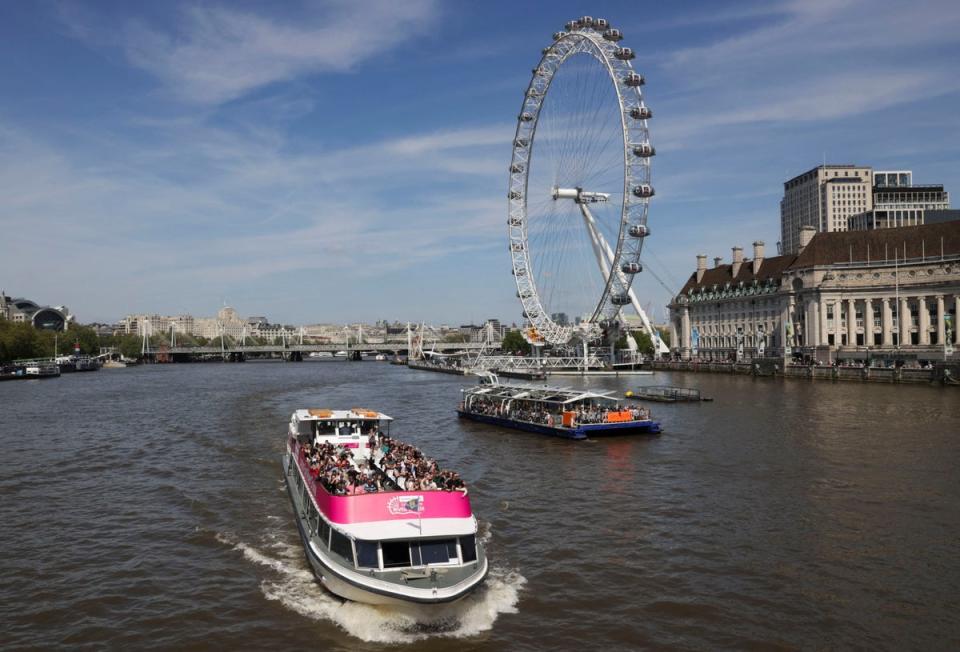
<box><xmin>2</xmin><ymin>0</ymin><xmax>959</xmax><ymax>326</ymax></box>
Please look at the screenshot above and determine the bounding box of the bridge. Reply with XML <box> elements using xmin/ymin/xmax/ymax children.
<box><xmin>155</xmin><ymin>340</ymin><xmax>496</xmax><ymax>360</ymax></box>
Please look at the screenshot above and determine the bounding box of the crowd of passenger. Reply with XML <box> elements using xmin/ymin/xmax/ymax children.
<box><xmin>298</xmin><ymin>431</ymin><xmax>466</xmax><ymax>496</ymax></box>
<box><xmin>466</xmin><ymin>397</ymin><xmax>649</xmax><ymax>427</ymax></box>
<box><xmin>373</xmin><ymin>433</ymin><xmax>466</xmax><ymax>493</ymax></box>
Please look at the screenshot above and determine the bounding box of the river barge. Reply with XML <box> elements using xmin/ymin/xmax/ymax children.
<box><xmin>625</xmin><ymin>385</ymin><xmax>711</xmax><ymax>402</ymax></box>
<box><xmin>283</xmin><ymin>408</ymin><xmax>487</xmax><ymax>605</ymax></box>
<box><xmin>458</xmin><ymin>379</ymin><xmax>661</xmax><ymax>440</ymax></box>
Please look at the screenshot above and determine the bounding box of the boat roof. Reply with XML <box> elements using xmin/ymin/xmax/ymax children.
<box><xmin>464</xmin><ymin>382</ymin><xmax>619</xmax><ymax>405</ymax></box>
<box><xmin>294</xmin><ymin>408</ymin><xmax>393</xmax><ymax>422</ymax></box>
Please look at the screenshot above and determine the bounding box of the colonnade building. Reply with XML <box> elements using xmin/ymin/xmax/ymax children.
<box><xmin>668</xmin><ymin>221</ymin><xmax>960</xmax><ymax>364</ymax></box>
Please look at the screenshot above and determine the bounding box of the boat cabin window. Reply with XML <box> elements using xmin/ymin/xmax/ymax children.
<box><xmin>295</xmin><ymin>419</ymin><xmax>313</xmax><ymax>439</ymax></box>
<box><xmin>316</xmin><ymin>421</ymin><xmax>339</xmax><ymax>436</ymax></box>
<box><xmin>460</xmin><ymin>535</ymin><xmax>477</xmax><ymax>563</ymax></box>
<box><xmin>355</xmin><ymin>540</ymin><xmax>379</xmax><ymax>569</ymax></box>
<box><xmin>330</xmin><ymin>530</ymin><xmax>354</xmax><ymax>564</ymax></box>
<box><xmin>317</xmin><ymin>519</ymin><xmax>330</xmax><ymax>547</ymax></box>
<box><xmin>381</xmin><ymin>540</ymin><xmax>411</xmax><ymax>568</ymax></box>
<box><xmin>411</xmin><ymin>539</ymin><xmax>458</xmax><ymax>566</ymax></box>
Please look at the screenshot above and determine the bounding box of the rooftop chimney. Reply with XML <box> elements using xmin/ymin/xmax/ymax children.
<box><xmin>696</xmin><ymin>254</ymin><xmax>707</xmax><ymax>282</ymax></box>
<box><xmin>731</xmin><ymin>246</ymin><xmax>743</xmax><ymax>277</ymax></box>
<box><xmin>714</xmin><ymin>256</ymin><xmax>723</xmax><ymax>269</ymax></box>
<box><xmin>798</xmin><ymin>226</ymin><xmax>816</xmax><ymax>253</ymax></box>
<box><xmin>752</xmin><ymin>241</ymin><xmax>765</xmax><ymax>274</ymax></box>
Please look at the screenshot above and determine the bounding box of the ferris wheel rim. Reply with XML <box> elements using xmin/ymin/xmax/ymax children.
<box><xmin>507</xmin><ymin>21</ymin><xmax>653</xmax><ymax>346</ymax></box>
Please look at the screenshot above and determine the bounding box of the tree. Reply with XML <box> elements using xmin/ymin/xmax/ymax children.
<box><xmin>0</xmin><ymin>320</ymin><xmax>41</xmax><ymax>362</ymax></box>
<box><xmin>48</xmin><ymin>325</ymin><xmax>101</xmax><ymax>356</ymax></box>
<box><xmin>500</xmin><ymin>330</ymin><xmax>531</xmax><ymax>355</ymax></box>
<box><xmin>443</xmin><ymin>333</ymin><xmax>470</xmax><ymax>343</ymax></box>
<box><xmin>118</xmin><ymin>335</ymin><xmax>142</xmax><ymax>360</ymax></box>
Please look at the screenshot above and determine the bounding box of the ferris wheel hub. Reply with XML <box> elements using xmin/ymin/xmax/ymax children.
<box><xmin>551</xmin><ymin>187</ymin><xmax>610</xmax><ymax>203</ymax></box>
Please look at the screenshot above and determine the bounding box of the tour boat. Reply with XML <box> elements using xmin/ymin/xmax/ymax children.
<box><xmin>282</xmin><ymin>408</ymin><xmax>488</xmax><ymax>605</ymax></box>
<box><xmin>458</xmin><ymin>377</ymin><xmax>662</xmax><ymax>440</ymax></box>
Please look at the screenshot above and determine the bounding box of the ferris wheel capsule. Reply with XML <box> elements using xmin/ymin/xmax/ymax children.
<box><xmin>621</xmin><ymin>262</ymin><xmax>643</xmax><ymax>274</ymax></box>
<box><xmin>611</xmin><ymin>294</ymin><xmax>631</xmax><ymax>306</ymax></box>
<box><xmin>553</xmin><ymin>31</ymin><xmax>567</xmax><ymax>41</ymax></box>
<box><xmin>632</xmin><ymin>185</ymin><xmax>655</xmax><ymax>198</ymax></box>
<box><xmin>628</xmin><ymin>224</ymin><xmax>651</xmax><ymax>238</ymax></box>
<box><xmin>603</xmin><ymin>29</ymin><xmax>623</xmax><ymax>41</ymax></box>
<box><xmin>632</xmin><ymin>143</ymin><xmax>656</xmax><ymax>157</ymax></box>
<box><xmin>594</xmin><ymin>18</ymin><xmax>609</xmax><ymax>30</ymax></box>
<box><xmin>629</xmin><ymin>106</ymin><xmax>653</xmax><ymax>120</ymax></box>
<box><xmin>615</xmin><ymin>47</ymin><xmax>635</xmax><ymax>60</ymax></box>
<box><xmin>624</xmin><ymin>72</ymin><xmax>645</xmax><ymax>87</ymax></box>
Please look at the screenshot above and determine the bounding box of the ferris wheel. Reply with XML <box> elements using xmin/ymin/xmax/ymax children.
<box><xmin>508</xmin><ymin>16</ymin><xmax>666</xmax><ymax>352</ymax></box>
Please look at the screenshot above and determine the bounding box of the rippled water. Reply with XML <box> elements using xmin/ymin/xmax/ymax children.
<box><xmin>1</xmin><ymin>362</ymin><xmax>958</xmax><ymax>650</ymax></box>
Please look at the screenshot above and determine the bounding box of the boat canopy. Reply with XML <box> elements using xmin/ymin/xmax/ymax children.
<box><xmin>463</xmin><ymin>383</ymin><xmax>619</xmax><ymax>406</ymax></box>
<box><xmin>295</xmin><ymin>408</ymin><xmax>393</xmax><ymax>422</ymax></box>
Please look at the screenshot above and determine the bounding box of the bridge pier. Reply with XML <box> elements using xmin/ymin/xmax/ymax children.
<box><xmin>348</xmin><ymin>350</ymin><xmax>362</xmax><ymax>361</ymax></box>
<box><xmin>286</xmin><ymin>351</ymin><xmax>303</xmax><ymax>362</ymax></box>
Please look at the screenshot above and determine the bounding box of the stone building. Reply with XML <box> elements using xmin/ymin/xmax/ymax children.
<box><xmin>669</xmin><ymin>221</ymin><xmax>960</xmax><ymax>364</ymax></box>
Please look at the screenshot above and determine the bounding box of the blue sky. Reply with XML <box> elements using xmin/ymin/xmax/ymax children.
<box><xmin>2</xmin><ymin>0</ymin><xmax>959</xmax><ymax>325</ymax></box>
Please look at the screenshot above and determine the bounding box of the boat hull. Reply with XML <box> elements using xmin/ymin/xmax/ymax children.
<box><xmin>457</xmin><ymin>410</ymin><xmax>661</xmax><ymax>439</ymax></box>
<box><xmin>282</xmin><ymin>456</ymin><xmax>487</xmax><ymax>606</ymax></box>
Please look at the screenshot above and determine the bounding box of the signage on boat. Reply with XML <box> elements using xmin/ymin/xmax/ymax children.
<box><xmin>295</xmin><ymin>455</ymin><xmax>471</xmax><ymax>524</ymax></box>
<box><xmin>387</xmin><ymin>495</ymin><xmax>424</xmax><ymax>515</ymax></box>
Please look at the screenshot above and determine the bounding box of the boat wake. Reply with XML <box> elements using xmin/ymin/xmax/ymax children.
<box><xmin>216</xmin><ymin>529</ymin><xmax>524</xmax><ymax>643</ymax></box>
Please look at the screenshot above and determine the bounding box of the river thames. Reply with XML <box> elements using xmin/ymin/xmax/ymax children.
<box><xmin>1</xmin><ymin>362</ymin><xmax>958</xmax><ymax>650</ymax></box>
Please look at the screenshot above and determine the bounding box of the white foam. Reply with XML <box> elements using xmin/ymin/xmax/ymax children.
<box><xmin>219</xmin><ymin>528</ymin><xmax>525</xmax><ymax>643</ymax></box>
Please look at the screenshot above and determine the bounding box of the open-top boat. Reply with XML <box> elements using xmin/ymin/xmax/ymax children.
<box><xmin>283</xmin><ymin>408</ymin><xmax>488</xmax><ymax>605</ymax></box>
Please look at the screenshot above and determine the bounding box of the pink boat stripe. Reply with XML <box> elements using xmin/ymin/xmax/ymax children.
<box><xmin>293</xmin><ymin>442</ymin><xmax>473</xmax><ymax>524</ymax></box>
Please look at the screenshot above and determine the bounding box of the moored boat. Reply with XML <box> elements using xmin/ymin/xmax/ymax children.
<box><xmin>458</xmin><ymin>377</ymin><xmax>661</xmax><ymax>440</ymax></box>
<box><xmin>25</xmin><ymin>361</ymin><xmax>61</xmax><ymax>378</ymax></box>
<box><xmin>283</xmin><ymin>408</ymin><xmax>488</xmax><ymax>605</ymax></box>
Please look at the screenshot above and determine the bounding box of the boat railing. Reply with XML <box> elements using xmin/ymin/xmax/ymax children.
<box><xmin>290</xmin><ymin>441</ymin><xmax>472</xmax><ymax>524</ymax></box>
<box><xmin>462</xmin><ymin>400</ymin><xmax>650</xmax><ymax>427</ymax></box>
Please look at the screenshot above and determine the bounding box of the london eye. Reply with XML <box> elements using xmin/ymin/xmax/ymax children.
<box><xmin>508</xmin><ymin>16</ymin><xmax>665</xmax><ymax>353</ymax></box>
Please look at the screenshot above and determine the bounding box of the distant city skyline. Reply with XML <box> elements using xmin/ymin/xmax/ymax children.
<box><xmin>2</xmin><ymin>1</ymin><xmax>959</xmax><ymax>324</ymax></box>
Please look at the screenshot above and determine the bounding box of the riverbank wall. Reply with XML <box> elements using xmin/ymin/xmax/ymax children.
<box><xmin>650</xmin><ymin>359</ymin><xmax>960</xmax><ymax>385</ymax></box>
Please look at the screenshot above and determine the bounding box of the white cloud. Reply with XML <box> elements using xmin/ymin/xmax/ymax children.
<box><xmin>0</xmin><ymin>115</ymin><xmax>512</xmax><ymax>321</ymax></box>
<box><xmin>72</xmin><ymin>1</ymin><xmax>440</xmax><ymax>105</ymax></box>
<box><xmin>652</xmin><ymin>0</ymin><xmax>960</xmax><ymax>149</ymax></box>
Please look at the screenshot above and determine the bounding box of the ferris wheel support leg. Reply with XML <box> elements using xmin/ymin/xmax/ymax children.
<box><xmin>578</xmin><ymin>203</ymin><xmax>669</xmax><ymax>356</ymax></box>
